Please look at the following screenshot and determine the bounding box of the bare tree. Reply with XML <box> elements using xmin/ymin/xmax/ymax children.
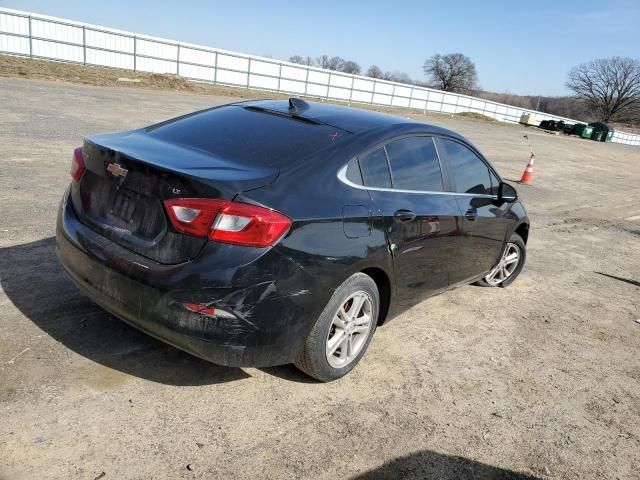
<box><xmin>423</xmin><ymin>53</ymin><xmax>478</xmax><ymax>93</ymax></box>
<box><xmin>567</xmin><ymin>57</ymin><xmax>640</xmax><ymax>123</ymax></box>
<box><xmin>391</xmin><ymin>71</ymin><xmax>412</xmax><ymax>84</ymax></box>
<box><xmin>366</xmin><ymin>65</ymin><xmax>384</xmax><ymax>79</ymax></box>
<box><xmin>315</xmin><ymin>55</ymin><xmax>344</xmax><ymax>70</ymax></box>
<box><xmin>315</xmin><ymin>55</ymin><xmax>330</xmax><ymax>69</ymax></box>
<box><xmin>340</xmin><ymin>60</ymin><xmax>361</xmax><ymax>75</ymax></box>
<box><xmin>289</xmin><ymin>55</ymin><xmax>314</xmax><ymax>66</ymax></box>
<box><xmin>327</xmin><ymin>56</ymin><xmax>345</xmax><ymax>71</ymax></box>
<box><xmin>380</xmin><ymin>71</ymin><xmax>412</xmax><ymax>84</ymax></box>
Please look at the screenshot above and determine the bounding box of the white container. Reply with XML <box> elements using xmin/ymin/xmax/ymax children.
<box><xmin>520</xmin><ymin>113</ymin><xmax>538</xmax><ymax>126</ymax></box>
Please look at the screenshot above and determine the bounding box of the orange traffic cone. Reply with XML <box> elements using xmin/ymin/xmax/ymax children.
<box><xmin>519</xmin><ymin>154</ymin><xmax>535</xmax><ymax>185</ymax></box>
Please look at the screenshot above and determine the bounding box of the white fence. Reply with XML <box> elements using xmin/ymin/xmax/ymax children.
<box><xmin>1</xmin><ymin>7</ymin><xmax>638</xmax><ymax>147</ymax></box>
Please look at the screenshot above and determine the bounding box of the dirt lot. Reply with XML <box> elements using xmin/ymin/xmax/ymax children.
<box><xmin>1</xmin><ymin>75</ymin><xmax>639</xmax><ymax>480</ymax></box>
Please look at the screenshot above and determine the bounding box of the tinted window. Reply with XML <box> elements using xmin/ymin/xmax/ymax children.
<box><xmin>148</xmin><ymin>106</ymin><xmax>345</xmax><ymax>168</ymax></box>
<box><xmin>359</xmin><ymin>148</ymin><xmax>392</xmax><ymax>188</ymax></box>
<box><xmin>440</xmin><ymin>139</ymin><xmax>492</xmax><ymax>195</ymax></box>
<box><xmin>344</xmin><ymin>158</ymin><xmax>363</xmax><ymax>185</ymax></box>
<box><xmin>385</xmin><ymin>137</ymin><xmax>443</xmax><ymax>191</ymax></box>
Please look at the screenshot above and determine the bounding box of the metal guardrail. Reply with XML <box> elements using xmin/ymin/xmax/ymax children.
<box><xmin>0</xmin><ymin>7</ymin><xmax>638</xmax><ymax>146</ymax></box>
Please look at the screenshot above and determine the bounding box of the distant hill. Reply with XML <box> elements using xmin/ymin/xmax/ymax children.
<box><xmin>477</xmin><ymin>91</ymin><xmax>639</xmax><ymax>131</ymax></box>
<box><xmin>477</xmin><ymin>91</ymin><xmax>592</xmax><ymax>122</ymax></box>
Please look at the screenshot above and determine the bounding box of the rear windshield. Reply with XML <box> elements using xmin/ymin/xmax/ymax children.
<box><xmin>147</xmin><ymin>106</ymin><xmax>347</xmax><ymax>167</ymax></box>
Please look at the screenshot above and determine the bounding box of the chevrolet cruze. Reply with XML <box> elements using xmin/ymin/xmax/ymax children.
<box><xmin>56</xmin><ymin>98</ymin><xmax>529</xmax><ymax>381</ymax></box>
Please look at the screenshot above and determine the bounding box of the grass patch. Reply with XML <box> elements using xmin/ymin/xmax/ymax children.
<box><xmin>454</xmin><ymin>111</ymin><xmax>497</xmax><ymax>122</ymax></box>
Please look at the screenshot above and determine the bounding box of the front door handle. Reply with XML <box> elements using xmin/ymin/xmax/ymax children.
<box><xmin>394</xmin><ymin>209</ymin><xmax>416</xmax><ymax>223</ymax></box>
<box><xmin>465</xmin><ymin>209</ymin><xmax>478</xmax><ymax>221</ymax></box>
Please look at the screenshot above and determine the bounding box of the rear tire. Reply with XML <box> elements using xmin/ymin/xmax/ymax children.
<box><xmin>476</xmin><ymin>232</ymin><xmax>526</xmax><ymax>288</ymax></box>
<box><xmin>295</xmin><ymin>273</ymin><xmax>379</xmax><ymax>382</ymax></box>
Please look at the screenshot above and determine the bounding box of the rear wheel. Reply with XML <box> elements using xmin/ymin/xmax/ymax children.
<box><xmin>476</xmin><ymin>232</ymin><xmax>526</xmax><ymax>288</ymax></box>
<box><xmin>295</xmin><ymin>273</ymin><xmax>379</xmax><ymax>382</ymax></box>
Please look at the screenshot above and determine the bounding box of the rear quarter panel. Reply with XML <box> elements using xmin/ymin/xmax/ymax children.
<box><xmin>234</xmin><ymin>141</ymin><xmax>396</xmax><ymax>316</ymax></box>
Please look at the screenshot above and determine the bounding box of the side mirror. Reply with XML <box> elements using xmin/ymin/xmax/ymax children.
<box><xmin>498</xmin><ymin>182</ymin><xmax>518</xmax><ymax>202</ymax></box>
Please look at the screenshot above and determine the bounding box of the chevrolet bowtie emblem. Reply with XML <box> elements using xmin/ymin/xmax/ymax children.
<box><xmin>106</xmin><ymin>162</ymin><xmax>128</xmax><ymax>178</ymax></box>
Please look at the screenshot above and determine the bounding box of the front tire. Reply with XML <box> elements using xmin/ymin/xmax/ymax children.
<box><xmin>295</xmin><ymin>273</ymin><xmax>379</xmax><ymax>382</ymax></box>
<box><xmin>476</xmin><ymin>232</ymin><xmax>526</xmax><ymax>288</ymax></box>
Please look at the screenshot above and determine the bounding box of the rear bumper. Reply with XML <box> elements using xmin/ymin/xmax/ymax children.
<box><xmin>55</xmin><ymin>188</ymin><xmax>325</xmax><ymax>367</ymax></box>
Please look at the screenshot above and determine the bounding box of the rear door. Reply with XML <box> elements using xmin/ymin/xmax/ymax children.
<box><xmin>357</xmin><ymin>136</ymin><xmax>460</xmax><ymax>306</ymax></box>
<box><xmin>436</xmin><ymin>137</ymin><xmax>510</xmax><ymax>285</ymax></box>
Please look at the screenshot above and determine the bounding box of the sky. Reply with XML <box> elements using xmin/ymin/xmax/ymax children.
<box><xmin>3</xmin><ymin>0</ymin><xmax>639</xmax><ymax>96</ymax></box>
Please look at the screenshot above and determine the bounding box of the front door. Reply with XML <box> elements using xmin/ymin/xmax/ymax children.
<box><xmin>436</xmin><ymin>138</ymin><xmax>511</xmax><ymax>285</ymax></box>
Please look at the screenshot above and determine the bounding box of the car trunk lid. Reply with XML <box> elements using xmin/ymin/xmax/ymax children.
<box><xmin>70</xmin><ymin>130</ymin><xmax>278</xmax><ymax>264</ymax></box>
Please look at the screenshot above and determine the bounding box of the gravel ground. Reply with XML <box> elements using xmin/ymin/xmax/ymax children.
<box><xmin>1</xmin><ymin>77</ymin><xmax>639</xmax><ymax>480</ymax></box>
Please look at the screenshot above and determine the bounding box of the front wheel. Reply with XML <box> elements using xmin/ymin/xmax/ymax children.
<box><xmin>476</xmin><ymin>232</ymin><xmax>526</xmax><ymax>288</ymax></box>
<box><xmin>295</xmin><ymin>273</ymin><xmax>379</xmax><ymax>382</ymax></box>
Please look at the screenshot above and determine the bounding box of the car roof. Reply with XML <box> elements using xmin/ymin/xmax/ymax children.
<box><xmin>235</xmin><ymin>99</ymin><xmax>463</xmax><ymax>139</ymax></box>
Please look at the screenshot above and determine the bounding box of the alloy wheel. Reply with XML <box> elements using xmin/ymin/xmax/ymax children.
<box><xmin>325</xmin><ymin>292</ymin><xmax>373</xmax><ymax>368</ymax></box>
<box><xmin>483</xmin><ymin>242</ymin><xmax>521</xmax><ymax>286</ymax></box>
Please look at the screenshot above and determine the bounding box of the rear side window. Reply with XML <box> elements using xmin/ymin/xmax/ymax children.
<box><xmin>359</xmin><ymin>148</ymin><xmax>392</xmax><ymax>188</ymax></box>
<box><xmin>344</xmin><ymin>158</ymin><xmax>363</xmax><ymax>185</ymax></box>
<box><xmin>385</xmin><ymin>137</ymin><xmax>443</xmax><ymax>191</ymax></box>
<box><xmin>440</xmin><ymin>139</ymin><xmax>492</xmax><ymax>195</ymax></box>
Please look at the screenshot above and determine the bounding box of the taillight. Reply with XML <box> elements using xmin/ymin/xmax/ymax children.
<box><xmin>164</xmin><ymin>198</ymin><xmax>225</xmax><ymax>237</ymax></box>
<box><xmin>163</xmin><ymin>198</ymin><xmax>291</xmax><ymax>248</ymax></box>
<box><xmin>210</xmin><ymin>201</ymin><xmax>292</xmax><ymax>247</ymax></box>
<box><xmin>70</xmin><ymin>147</ymin><xmax>86</xmax><ymax>182</ymax></box>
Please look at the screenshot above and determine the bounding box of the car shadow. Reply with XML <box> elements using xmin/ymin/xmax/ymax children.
<box><xmin>351</xmin><ymin>450</ymin><xmax>541</xmax><ymax>480</ymax></box>
<box><xmin>0</xmin><ymin>237</ymin><xmax>254</xmax><ymax>386</ymax></box>
<box><xmin>258</xmin><ymin>364</ymin><xmax>320</xmax><ymax>384</ymax></box>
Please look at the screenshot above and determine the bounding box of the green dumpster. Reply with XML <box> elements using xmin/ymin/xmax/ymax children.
<box><xmin>588</xmin><ymin>122</ymin><xmax>614</xmax><ymax>142</ymax></box>
<box><xmin>574</xmin><ymin>124</ymin><xmax>593</xmax><ymax>139</ymax></box>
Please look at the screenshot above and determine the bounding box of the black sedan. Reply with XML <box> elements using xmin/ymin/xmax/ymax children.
<box><xmin>56</xmin><ymin>98</ymin><xmax>529</xmax><ymax>381</ymax></box>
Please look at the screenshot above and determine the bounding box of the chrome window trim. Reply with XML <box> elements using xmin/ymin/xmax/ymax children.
<box><xmin>337</xmin><ymin>164</ymin><xmax>499</xmax><ymax>199</ymax></box>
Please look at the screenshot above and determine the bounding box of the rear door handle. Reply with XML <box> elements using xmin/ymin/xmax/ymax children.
<box><xmin>465</xmin><ymin>209</ymin><xmax>478</xmax><ymax>221</ymax></box>
<box><xmin>394</xmin><ymin>209</ymin><xmax>416</xmax><ymax>223</ymax></box>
